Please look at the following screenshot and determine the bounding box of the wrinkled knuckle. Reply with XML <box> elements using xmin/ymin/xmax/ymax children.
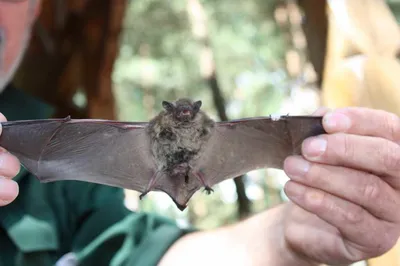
<box><xmin>344</xmin><ymin>205</ymin><xmax>365</xmax><ymax>225</ymax></box>
<box><xmin>362</xmin><ymin>177</ymin><xmax>381</xmax><ymax>202</ymax></box>
<box><xmin>337</xmin><ymin>133</ymin><xmax>355</xmax><ymax>159</ymax></box>
<box><xmin>385</xmin><ymin>112</ymin><xmax>400</xmax><ymax>141</ymax></box>
<box><xmin>304</xmin><ymin>190</ymin><xmax>326</xmax><ymax>210</ymax></box>
<box><xmin>303</xmin><ymin>163</ymin><xmax>319</xmax><ymax>184</ymax></box>
<box><xmin>381</xmin><ymin>143</ymin><xmax>400</xmax><ymax>172</ymax></box>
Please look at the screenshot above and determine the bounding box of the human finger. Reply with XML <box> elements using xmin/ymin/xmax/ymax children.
<box><xmin>0</xmin><ymin>151</ymin><xmax>20</xmax><ymax>178</ymax></box>
<box><xmin>0</xmin><ymin>112</ymin><xmax>7</xmax><ymax>123</ymax></box>
<box><xmin>301</xmin><ymin>133</ymin><xmax>400</xmax><ymax>181</ymax></box>
<box><xmin>284</xmin><ymin>156</ymin><xmax>400</xmax><ymax>222</ymax></box>
<box><xmin>0</xmin><ymin>113</ymin><xmax>20</xmax><ymax>178</ymax></box>
<box><xmin>0</xmin><ymin>178</ymin><xmax>19</xmax><ymax>206</ymax></box>
<box><xmin>322</xmin><ymin>107</ymin><xmax>400</xmax><ymax>142</ymax></box>
<box><xmin>284</xmin><ymin>181</ymin><xmax>398</xmax><ymax>258</ymax></box>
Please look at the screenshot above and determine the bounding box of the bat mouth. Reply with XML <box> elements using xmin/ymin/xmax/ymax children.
<box><xmin>179</xmin><ymin>109</ymin><xmax>192</xmax><ymax>118</ymax></box>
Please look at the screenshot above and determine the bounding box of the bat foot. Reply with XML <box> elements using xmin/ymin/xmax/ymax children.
<box><xmin>203</xmin><ymin>186</ymin><xmax>214</xmax><ymax>195</ymax></box>
<box><xmin>139</xmin><ymin>171</ymin><xmax>163</xmax><ymax>200</ymax></box>
<box><xmin>191</xmin><ymin>170</ymin><xmax>213</xmax><ymax>192</ymax></box>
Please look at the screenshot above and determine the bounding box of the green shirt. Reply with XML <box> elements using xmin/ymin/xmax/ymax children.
<box><xmin>0</xmin><ymin>85</ymin><xmax>192</xmax><ymax>266</ymax></box>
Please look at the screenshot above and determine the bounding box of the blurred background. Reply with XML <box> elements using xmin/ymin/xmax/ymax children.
<box><xmin>12</xmin><ymin>0</ymin><xmax>400</xmax><ymax>265</ymax></box>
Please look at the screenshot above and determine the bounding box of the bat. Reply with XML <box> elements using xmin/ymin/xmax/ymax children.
<box><xmin>0</xmin><ymin>98</ymin><xmax>326</xmax><ymax>210</ymax></box>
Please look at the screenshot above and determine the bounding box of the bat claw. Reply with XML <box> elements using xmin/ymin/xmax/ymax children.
<box><xmin>192</xmin><ymin>170</ymin><xmax>214</xmax><ymax>193</ymax></box>
<box><xmin>139</xmin><ymin>171</ymin><xmax>162</xmax><ymax>200</ymax></box>
<box><xmin>203</xmin><ymin>186</ymin><xmax>214</xmax><ymax>195</ymax></box>
<box><xmin>139</xmin><ymin>191</ymin><xmax>149</xmax><ymax>200</ymax></box>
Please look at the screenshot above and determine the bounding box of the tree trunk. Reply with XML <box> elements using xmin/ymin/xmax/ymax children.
<box><xmin>186</xmin><ymin>0</ymin><xmax>251</xmax><ymax>219</ymax></box>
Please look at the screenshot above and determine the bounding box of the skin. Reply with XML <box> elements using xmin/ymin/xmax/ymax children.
<box><xmin>3</xmin><ymin>1</ymin><xmax>400</xmax><ymax>265</ymax></box>
<box><xmin>0</xmin><ymin>0</ymin><xmax>40</xmax><ymax>206</ymax></box>
<box><xmin>0</xmin><ymin>113</ymin><xmax>20</xmax><ymax>206</ymax></box>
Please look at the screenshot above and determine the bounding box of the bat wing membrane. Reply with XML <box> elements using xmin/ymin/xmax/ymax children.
<box><xmin>0</xmin><ymin>116</ymin><xmax>326</xmax><ymax>209</ymax></box>
<box><xmin>0</xmin><ymin>118</ymin><xmax>157</xmax><ymax>192</ymax></box>
<box><xmin>193</xmin><ymin>116</ymin><xmax>326</xmax><ymax>188</ymax></box>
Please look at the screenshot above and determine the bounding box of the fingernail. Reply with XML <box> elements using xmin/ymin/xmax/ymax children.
<box><xmin>302</xmin><ymin>136</ymin><xmax>327</xmax><ymax>160</ymax></box>
<box><xmin>284</xmin><ymin>156</ymin><xmax>310</xmax><ymax>180</ymax></box>
<box><xmin>0</xmin><ymin>179</ymin><xmax>18</xmax><ymax>202</ymax></box>
<box><xmin>323</xmin><ymin>111</ymin><xmax>351</xmax><ymax>132</ymax></box>
<box><xmin>284</xmin><ymin>181</ymin><xmax>306</xmax><ymax>200</ymax></box>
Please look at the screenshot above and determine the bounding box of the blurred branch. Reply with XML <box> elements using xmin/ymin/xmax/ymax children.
<box><xmin>13</xmin><ymin>0</ymin><xmax>124</xmax><ymax>119</ymax></box>
<box><xmin>208</xmin><ymin>71</ymin><xmax>251</xmax><ymax>219</ymax></box>
<box><xmin>187</xmin><ymin>0</ymin><xmax>251</xmax><ymax>219</ymax></box>
<box><xmin>296</xmin><ymin>0</ymin><xmax>328</xmax><ymax>87</ymax></box>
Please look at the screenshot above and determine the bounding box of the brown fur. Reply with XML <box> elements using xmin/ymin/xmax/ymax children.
<box><xmin>146</xmin><ymin>99</ymin><xmax>215</xmax><ymax>172</ymax></box>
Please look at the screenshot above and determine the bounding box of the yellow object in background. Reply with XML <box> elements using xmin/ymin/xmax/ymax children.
<box><xmin>322</xmin><ymin>0</ymin><xmax>400</xmax><ymax>265</ymax></box>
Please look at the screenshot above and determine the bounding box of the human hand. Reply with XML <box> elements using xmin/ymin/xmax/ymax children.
<box><xmin>282</xmin><ymin>107</ymin><xmax>400</xmax><ymax>265</ymax></box>
<box><xmin>0</xmin><ymin>113</ymin><xmax>20</xmax><ymax>206</ymax></box>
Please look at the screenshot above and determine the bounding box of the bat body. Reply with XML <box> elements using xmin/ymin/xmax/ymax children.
<box><xmin>0</xmin><ymin>99</ymin><xmax>326</xmax><ymax>210</ymax></box>
<box><xmin>143</xmin><ymin>99</ymin><xmax>216</xmax><ymax>200</ymax></box>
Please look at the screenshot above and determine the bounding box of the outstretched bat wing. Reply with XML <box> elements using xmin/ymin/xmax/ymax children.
<box><xmin>204</xmin><ymin>116</ymin><xmax>325</xmax><ymax>184</ymax></box>
<box><xmin>0</xmin><ymin>118</ymin><xmax>160</xmax><ymax>192</ymax></box>
<box><xmin>173</xmin><ymin>116</ymin><xmax>327</xmax><ymax>205</ymax></box>
<box><xmin>201</xmin><ymin>116</ymin><xmax>326</xmax><ymax>185</ymax></box>
<box><xmin>0</xmin><ymin>115</ymin><xmax>326</xmax><ymax>210</ymax></box>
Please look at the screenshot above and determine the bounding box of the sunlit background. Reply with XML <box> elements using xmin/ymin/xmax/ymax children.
<box><xmin>16</xmin><ymin>0</ymin><xmax>400</xmax><ymax>264</ymax></box>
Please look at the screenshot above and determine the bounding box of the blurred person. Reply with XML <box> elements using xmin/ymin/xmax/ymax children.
<box><xmin>1</xmin><ymin>1</ymin><xmax>400</xmax><ymax>265</ymax></box>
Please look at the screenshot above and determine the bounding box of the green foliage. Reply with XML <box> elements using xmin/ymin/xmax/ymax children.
<box><xmin>387</xmin><ymin>0</ymin><xmax>400</xmax><ymax>23</ymax></box>
<box><xmin>112</xmin><ymin>0</ymin><xmax>290</xmax><ymax>228</ymax></box>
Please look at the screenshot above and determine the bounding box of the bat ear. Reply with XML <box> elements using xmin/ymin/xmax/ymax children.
<box><xmin>193</xmin><ymin>100</ymin><xmax>202</xmax><ymax>111</ymax></box>
<box><xmin>162</xmin><ymin>101</ymin><xmax>174</xmax><ymax>112</ymax></box>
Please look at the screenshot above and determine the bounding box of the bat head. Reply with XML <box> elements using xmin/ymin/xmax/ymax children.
<box><xmin>162</xmin><ymin>98</ymin><xmax>202</xmax><ymax>122</ymax></box>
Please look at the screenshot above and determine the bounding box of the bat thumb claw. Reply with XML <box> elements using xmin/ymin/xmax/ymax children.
<box><xmin>139</xmin><ymin>192</ymin><xmax>149</xmax><ymax>200</ymax></box>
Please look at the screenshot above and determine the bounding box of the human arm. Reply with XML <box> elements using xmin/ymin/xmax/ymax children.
<box><xmin>159</xmin><ymin>203</ymin><xmax>315</xmax><ymax>266</ymax></box>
